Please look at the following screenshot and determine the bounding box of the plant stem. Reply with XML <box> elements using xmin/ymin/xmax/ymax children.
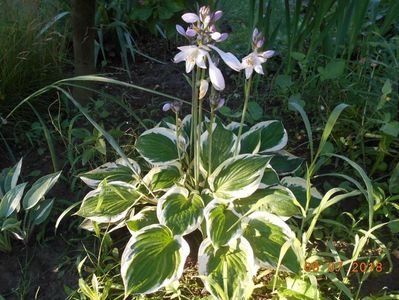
<box><xmin>208</xmin><ymin>106</ymin><xmax>215</xmax><ymax>176</ymax></box>
<box><xmin>192</xmin><ymin>67</ymin><xmax>200</xmax><ymax>188</ymax></box>
<box><xmin>175</xmin><ymin>112</ymin><xmax>181</xmax><ymax>160</ymax></box>
<box><xmin>234</xmin><ymin>77</ymin><xmax>252</xmax><ymax>156</ymax></box>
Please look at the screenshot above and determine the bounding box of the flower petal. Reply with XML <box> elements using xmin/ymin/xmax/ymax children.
<box><xmin>211</xmin><ymin>32</ymin><xmax>222</xmax><ymax>41</ymax></box>
<box><xmin>213</xmin><ymin>10</ymin><xmax>223</xmax><ymax>21</ymax></box>
<box><xmin>186</xmin><ymin>60</ymin><xmax>195</xmax><ymax>73</ymax></box>
<box><xmin>216</xmin><ymin>98</ymin><xmax>225</xmax><ymax>110</ymax></box>
<box><xmin>176</xmin><ymin>25</ymin><xmax>186</xmax><ymax>36</ymax></box>
<box><xmin>208</xmin><ymin>45</ymin><xmax>242</xmax><ymax>72</ymax></box>
<box><xmin>208</xmin><ymin>56</ymin><xmax>225</xmax><ymax>91</ymax></box>
<box><xmin>252</xmin><ymin>28</ymin><xmax>259</xmax><ymax>42</ymax></box>
<box><xmin>199</xmin><ymin>80</ymin><xmax>209</xmax><ymax>99</ymax></box>
<box><xmin>182</xmin><ymin>13</ymin><xmax>199</xmax><ymax>23</ymax></box>
<box><xmin>173</xmin><ymin>51</ymin><xmax>187</xmax><ymax>63</ymax></box>
<box><xmin>254</xmin><ymin>64</ymin><xmax>264</xmax><ymax>75</ymax></box>
<box><xmin>196</xmin><ymin>54</ymin><xmax>207</xmax><ymax>69</ymax></box>
<box><xmin>186</xmin><ymin>28</ymin><xmax>196</xmax><ymax>37</ymax></box>
<box><xmin>162</xmin><ymin>103</ymin><xmax>171</xmax><ymax>112</ymax></box>
<box><xmin>262</xmin><ymin>50</ymin><xmax>275</xmax><ymax>59</ymax></box>
<box><xmin>218</xmin><ymin>33</ymin><xmax>228</xmax><ymax>42</ymax></box>
<box><xmin>245</xmin><ymin>66</ymin><xmax>253</xmax><ymax>79</ymax></box>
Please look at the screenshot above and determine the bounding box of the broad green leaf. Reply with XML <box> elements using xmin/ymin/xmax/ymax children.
<box><xmin>389</xmin><ymin>163</ymin><xmax>399</xmax><ymax>194</ymax></box>
<box><xmin>200</xmin><ymin>123</ymin><xmax>237</xmax><ymax>175</ymax></box>
<box><xmin>269</xmin><ymin>151</ymin><xmax>304</xmax><ymax>175</ymax></box>
<box><xmin>240</xmin><ymin>121</ymin><xmax>287</xmax><ymax>154</ymax></box>
<box><xmin>157</xmin><ymin>187</ymin><xmax>204</xmax><ymax>236</ymax></box>
<box><xmin>277</xmin><ymin>277</ymin><xmax>320</xmax><ymax>299</ymax></box>
<box><xmin>22</xmin><ymin>172</ymin><xmax>61</xmax><ymax>210</ymax></box>
<box><xmin>198</xmin><ymin>238</ymin><xmax>256</xmax><ymax>300</ymax></box>
<box><xmin>136</xmin><ymin>128</ymin><xmax>184</xmax><ymax>165</ymax></box>
<box><xmin>247</xmin><ymin>101</ymin><xmax>263</xmax><ymax>121</ymax></box>
<box><xmin>29</xmin><ymin>198</ymin><xmax>54</xmax><ymax>225</ymax></box>
<box><xmin>243</xmin><ymin>211</ymin><xmax>300</xmax><ymax>273</ymax></box>
<box><xmin>143</xmin><ymin>165</ymin><xmax>183</xmax><ymax>192</ymax></box>
<box><xmin>127</xmin><ymin>207</ymin><xmax>158</xmax><ymax>233</ymax></box>
<box><xmin>0</xmin><ymin>183</ymin><xmax>27</xmax><ymax>218</ymax></box>
<box><xmin>319</xmin><ymin>60</ymin><xmax>345</xmax><ymax>81</ymax></box>
<box><xmin>1</xmin><ymin>217</ymin><xmax>21</xmax><ymax>232</ymax></box>
<box><xmin>380</xmin><ymin>121</ymin><xmax>399</xmax><ymax>137</ymax></box>
<box><xmin>276</xmin><ymin>75</ymin><xmax>293</xmax><ymax>89</ymax></box>
<box><xmin>121</xmin><ymin>225</ymin><xmax>189</xmax><ymax>295</ymax></box>
<box><xmin>76</xmin><ymin>182</ymin><xmax>141</xmax><ymax>223</ymax></box>
<box><xmin>204</xmin><ymin>200</ymin><xmax>241</xmax><ymax>247</ymax></box>
<box><xmin>233</xmin><ymin>186</ymin><xmax>300</xmax><ymax>218</ymax></box>
<box><xmin>261</xmin><ymin>168</ymin><xmax>280</xmax><ymax>187</ymax></box>
<box><xmin>208</xmin><ymin>154</ymin><xmax>271</xmax><ymax>200</ymax></box>
<box><xmin>80</xmin><ymin>159</ymin><xmax>140</xmax><ymax>188</ymax></box>
<box><xmin>3</xmin><ymin>158</ymin><xmax>22</xmax><ymax>193</ymax></box>
<box><xmin>281</xmin><ymin>177</ymin><xmax>322</xmax><ymax>208</ymax></box>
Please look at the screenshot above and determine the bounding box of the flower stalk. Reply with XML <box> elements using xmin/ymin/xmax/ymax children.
<box><xmin>234</xmin><ymin>77</ymin><xmax>252</xmax><ymax>156</ymax></box>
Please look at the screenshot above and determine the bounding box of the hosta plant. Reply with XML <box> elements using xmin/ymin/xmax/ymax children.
<box><xmin>0</xmin><ymin>159</ymin><xmax>61</xmax><ymax>252</ymax></box>
<box><xmin>74</xmin><ymin>6</ymin><xmax>308</xmax><ymax>299</ymax></box>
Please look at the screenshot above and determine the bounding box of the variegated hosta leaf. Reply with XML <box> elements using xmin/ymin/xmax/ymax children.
<box><xmin>204</xmin><ymin>200</ymin><xmax>241</xmax><ymax>247</ymax></box>
<box><xmin>243</xmin><ymin>211</ymin><xmax>301</xmax><ymax>273</ymax></box>
<box><xmin>261</xmin><ymin>167</ymin><xmax>280</xmax><ymax>187</ymax></box>
<box><xmin>157</xmin><ymin>187</ymin><xmax>204</xmax><ymax>236</ymax></box>
<box><xmin>200</xmin><ymin>123</ymin><xmax>237</xmax><ymax>176</ymax></box>
<box><xmin>136</xmin><ymin>127</ymin><xmax>185</xmax><ymax>165</ymax></box>
<box><xmin>0</xmin><ymin>183</ymin><xmax>26</xmax><ymax>218</ymax></box>
<box><xmin>276</xmin><ymin>277</ymin><xmax>321</xmax><ymax>299</ymax></box>
<box><xmin>269</xmin><ymin>150</ymin><xmax>304</xmax><ymax>175</ymax></box>
<box><xmin>80</xmin><ymin>159</ymin><xmax>140</xmax><ymax>189</ymax></box>
<box><xmin>126</xmin><ymin>207</ymin><xmax>158</xmax><ymax>233</ymax></box>
<box><xmin>121</xmin><ymin>224</ymin><xmax>189</xmax><ymax>296</ymax></box>
<box><xmin>76</xmin><ymin>181</ymin><xmax>141</xmax><ymax>223</ymax></box>
<box><xmin>240</xmin><ymin>121</ymin><xmax>287</xmax><ymax>154</ymax></box>
<box><xmin>29</xmin><ymin>198</ymin><xmax>54</xmax><ymax>225</ymax></box>
<box><xmin>198</xmin><ymin>238</ymin><xmax>256</xmax><ymax>300</ymax></box>
<box><xmin>233</xmin><ymin>186</ymin><xmax>300</xmax><ymax>219</ymax></box>
<box><xmin>281</xmin><ymin>176</ymin><xmax>322</xmax><ymax>208</ymax></box>
<box><xmin>3</xmin><ymin>158</ymin><xmax>22</xmax><ymax>193</ymax></box>
<box><xmin>143</xmin><ymin>164</ymin><xmax>183</xmax><ymax>192</ymax></box>
<box><xmin>23</xmin><ymin>171</ymin><xmax>61</xmax><ymax>210</ymax></box>
<box><xmin>208</xmin><ymin>154</ymin><xmax>271</xmax><ymax>200</ymax></box>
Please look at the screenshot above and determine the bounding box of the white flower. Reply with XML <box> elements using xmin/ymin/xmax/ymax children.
<box><xmin>199</xmin><ymin>79</ymin><xmax>209</xmax><ymax>99</ymax></box>
<box><xmin>173</xmin><ymin>45</ymin><xmax>208</xmax><ymax>73</ymax></box>
<box><xmin>207</xmin><ymin>55</ymin><xmax>225</xmax><ymax>91</ymax></box>
<box><xmin>241</xmin><ymin>50</ymin><xmax>275</xmax><ymax>79</ymax></box>
<box><xmin>208</xmin><ymin>44</ymin><xmax>242</xmax><ymax>71</ymax></box>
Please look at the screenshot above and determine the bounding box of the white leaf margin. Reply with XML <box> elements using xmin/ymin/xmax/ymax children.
<box><xmin>121</xmin><ymin>224</ymin><xmax>190</xmax><ymax>295</ymax></box>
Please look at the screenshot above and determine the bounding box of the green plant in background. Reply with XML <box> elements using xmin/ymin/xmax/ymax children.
<box><xmin>0</xmin><ymin>159</ymin><xmax>61</xmax><ymax>252</ymax></box>
<box><xmin>0</xmin><ymin>0</ymin><xmax>68</xmax><ymax>115</ymax></box>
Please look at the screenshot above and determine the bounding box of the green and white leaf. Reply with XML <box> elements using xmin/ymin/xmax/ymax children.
<box><xmin>136</xmin><ymin>127</ymin><xmax>185</xmax><ymax>165</ymax></box>
<box><xmin>204</xmin><ymin>200</ymin><xmax>242</xmax><ymax>247</ymax></box>
<box><xmin>200</xmin><ymin>123</ymin><xmax>237</xmax><ymax>175</ymax></box>
<box><xmin>208</xmin><ymin>154</ymin><xmax>271</xmax><ymax>200</ymax></box>
<box><xmin>126</xmin><ymin>207</ymin><xmax>158</xmax><ymax>233</ymax></box>
<box><xmin>233</xmin><ymin>186</ymin><xmax>301</xmax><ymax>219</ymax></box>
<box><xmin>281</xmin><ymin>177</ymin><xmax>322</xmax><ymax>208</ymax></box>
<box><xmin>269</xmin><ymin>151</ymin><xmax>304</xmax><ymax>175</ymax></box>
<box><xmin>243</xmin><ymin>211</ymin><xmax>300</xmax><ymax>273</ymax></box>
<box><xmin>240</xmin><ymin>121</ymin><xmax>287</xmax><ymax>154</ymax></box>
<box><xmin>80</xmin><ymin>158</ymin><xmax>140</xmax><ymax>188</ymax></box>
<box><xmin>22</xmin><ymin>171</ymin><xmax>61</xmax><ymax>210</ymax></box>
<box><xmin>0</xmin><ymin>183</ymin><xmax>27</xmax><ymax>218</ymax></box>
<box><xmin>198</xmin><ymin>237</ymin><xmax>256</xmax><ymax>300</ymax></box>
<box><xmin>121</xmin><ymin>224</ymin><xmax>189</xmax><ymax>295</ymax></box>
<box><xmin>29</xmin><ymin>198</ymin><xmax>54</xmax><ymax>225</ymax></box>
<box><xmin>143</xmin><ymin>164</ymin><xmax>183</xmax><ymax>192</ymax></box>
<box><xmin>3</xmin><ymin>158</ymin><xmax>22</xmax><ymax>193</ymax></box>
<box><xmin>261</xmin><ymin>167</ymin><xmax>280</xmax><ymax>187</ymax></box>
<box><xmin>157</xmin><ymin>187</ymin><xmax>204</xmax><ymax>236</ymax></box>
<box><xmin>76</xmin><ymin>181</ymin><xmax>141</xmax><ymax>223</ymax></box>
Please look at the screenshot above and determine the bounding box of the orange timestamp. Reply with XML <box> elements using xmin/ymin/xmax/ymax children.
<box><xmin>304</xmin><ymin>261</ymin><xmax>383</xmax><ymax>273</ymax></box>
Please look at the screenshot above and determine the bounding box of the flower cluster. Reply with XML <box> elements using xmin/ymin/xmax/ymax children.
<box><xmin>241</xmin><ymin>28</ymin><xmax>275</xmax><ymax>79</ymax></box>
